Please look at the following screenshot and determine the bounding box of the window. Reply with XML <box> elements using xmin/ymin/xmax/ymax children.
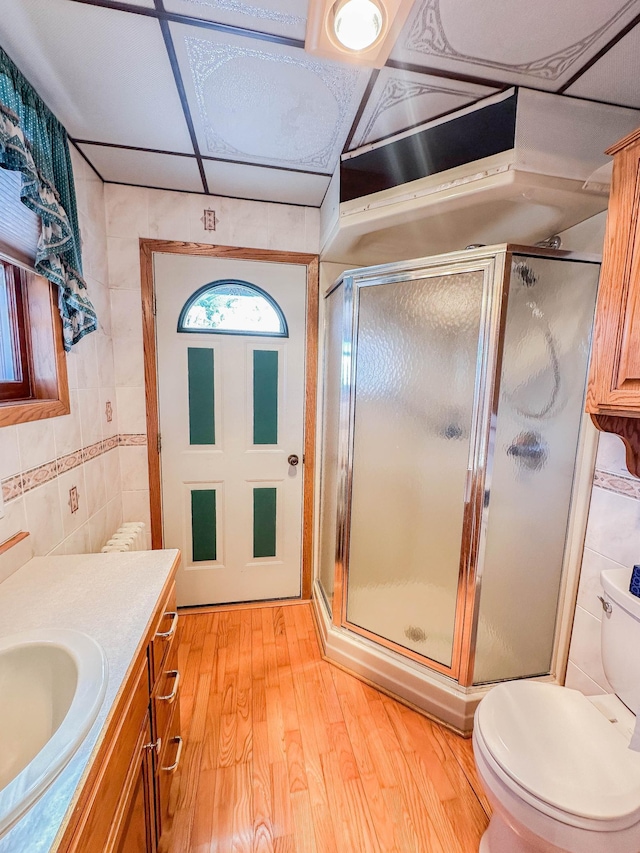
<box><xmin>177</xmin><ymin>280</ymin><xmax>288</xmax><ymax>337</ymax></box>
<box><xmin>0</xmin><ymin>161</ymin><xmax>70</xmax><ymax>426</ymax></box>
<box><xmin>0</xmin><ymin>260</ymin><xmax>31</xmax><ymax>401</ymax></box>
<box><xmin>0</xmin><ymin>256</ymin><xmax>69</xmax><ymax>426</ymax></box>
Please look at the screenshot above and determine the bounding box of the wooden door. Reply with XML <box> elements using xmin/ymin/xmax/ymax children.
<box><xmin>155</xmin><ymin>252</ymin><xmax>308</xmax><ymax>606</ymax></box>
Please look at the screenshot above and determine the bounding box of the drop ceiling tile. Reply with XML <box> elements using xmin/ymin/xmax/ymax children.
<box><xmin>164</xmin><ymin>0</ymin><xmax>307</xmax><ymax>40</ymax></box>
<box><xmin>202</xmin><ymin>159</ymin><xmax>330</xmax><ymax>205</ymax></box>
<box><xmin>170</xmin><ymin>22</ymin><xmax>370</xmax><ymax>173</ymax></box>
<box><xmin>566</xmin><ymin>25</ymin><xmax>640</xmax><ymax>108</ymax></box>
<box><xmin>349</xmin><ymin>69</ymin><xmax>497</xmax><ymax>150</ymax></box>
<box><xmin>390</xmin><ymin>0</ymin><xmax>640</xmax><ymax>90</ymax></box>
<box><xmin>79</xmin><ymin>145</ymin><xmax>205</xmax><ymax>193</ymax></box>
<box><xmin>0</xmin><ymin>0</ymin><xmax>193</xmax><ymax>153</ymax></box>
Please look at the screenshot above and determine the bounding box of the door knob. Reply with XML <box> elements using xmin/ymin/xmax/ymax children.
<box><xmin>288</xmin><ymin>454</ymin><xmax>299</xmax><ymax>466</ymax></box>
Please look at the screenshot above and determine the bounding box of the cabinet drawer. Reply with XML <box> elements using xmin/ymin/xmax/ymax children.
<box><xmin>150</xmin><ymin>584</ymin><xmax>178</xmax><ymax>684</ymax></box>
<box><xmin>155</xmin><ymin>699</ymin><xmax>182</xmax><ymax>843</ymax></box>
<box><xmin>152</xmin><ymin>634</ymin><xmax>180</xmax><ymax>745</ymax></box>
<box><xmin>68</xmin><ymin>657</ymin><xmax>151</xmax><ymax>853</ymax></box>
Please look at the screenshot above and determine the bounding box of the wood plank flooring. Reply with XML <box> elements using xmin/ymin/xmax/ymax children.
<box><xmin>160</xmin><ymin>604</ymin><xmax>491</xmax><ymax>853</ymax></box>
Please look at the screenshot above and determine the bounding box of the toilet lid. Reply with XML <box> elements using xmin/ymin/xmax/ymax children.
<box><xmin>476</xmin><ymin>682</ymin><xmax>640</xmax><ymax>822</ymax></box>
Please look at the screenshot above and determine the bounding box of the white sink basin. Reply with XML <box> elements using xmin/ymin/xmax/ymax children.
<box><xmin>0</xmin><ymin>629</ymin><xmax>107</xmax><ymax>837</ymax></box>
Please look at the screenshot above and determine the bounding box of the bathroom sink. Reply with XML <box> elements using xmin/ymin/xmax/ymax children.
<box><xmin>0</xmin><ymin>629</ymin><xmax>107</xmax><ymax>837</ymax></box>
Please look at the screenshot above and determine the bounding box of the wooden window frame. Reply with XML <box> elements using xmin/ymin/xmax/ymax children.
<box><xmin>0</xmin><ymin>255</ymin><xmax>69</xmax><ymax>426</ymax></box>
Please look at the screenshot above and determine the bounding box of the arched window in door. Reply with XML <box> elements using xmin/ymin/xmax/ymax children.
<box><xmin>177</xmin><ymin>279</ymin><xmax>288</xmax><ymax>337</ymax></box>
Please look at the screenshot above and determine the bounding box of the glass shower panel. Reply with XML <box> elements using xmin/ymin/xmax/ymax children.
<box><xmin>346</xmin><ymin>270</ymin><xmax>486</xmax><ymax>667</ymax></box>
<box><xmin>473</xmin><ymin>255</ymin><xmax>599</xmax><ymax>683</ymax></box>
<box><xmin>318</xmin><ymin>283</ymin><xmax>345</xmax><ymax>608</ymax></box>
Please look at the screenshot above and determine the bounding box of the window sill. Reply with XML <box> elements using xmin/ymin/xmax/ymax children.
<box><xmin>0</xmin><ymin>396</ymin><xmax>69</xmax><ymax>426</ymax></box>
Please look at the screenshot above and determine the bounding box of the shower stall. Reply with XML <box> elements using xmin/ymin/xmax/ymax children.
<box><xmin>316</xmin><ymin>244</ymin><xmax>599</xmax><ymax>723</ymax></box>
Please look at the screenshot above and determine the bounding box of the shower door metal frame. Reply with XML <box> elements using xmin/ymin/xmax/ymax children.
<box><xmin>331</xmin><ymin>250</ymin><xmax>509</xmax><ymax>682</ymax></box>
<box><xmin>327</xmin><ymin>273</ymin><xmax>355</xmax><ymax>630</ymax></box>
<box><xmin>466</xmin><ymin>248</ymin><xmax>602</xmax><ymax>685</ymax></box>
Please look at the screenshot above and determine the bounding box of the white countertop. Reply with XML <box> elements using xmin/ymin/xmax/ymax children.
<box><xmin>0</xmin><ymin>549</ymin><xmax>180</xmax><ymax>853</ymax></box>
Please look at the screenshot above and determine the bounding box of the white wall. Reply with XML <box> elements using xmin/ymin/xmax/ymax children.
<box><xmin>560</xmin><ymin>211</ymin><xmax>640</xmax><ymax>695</ymax></box>
<box><xmin>105</xmin><ymin>184</ymin><xmax>320</xmax><ymax>546</ymax></box>
<box><xmin>0</xmin><ymin>148</ymin><xmax>121</xmax><ymax>555</ymax></box>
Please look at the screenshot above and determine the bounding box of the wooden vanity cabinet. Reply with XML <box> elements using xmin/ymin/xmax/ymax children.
<box><xmin>586</xmin><ymin>125</ymin><xmax>640</xmax><ymax>474</ymax></box>
<box><xmin>59</xmin><ymin>577</ymin><xmax>181</xmax><ymax>853</ymax></box>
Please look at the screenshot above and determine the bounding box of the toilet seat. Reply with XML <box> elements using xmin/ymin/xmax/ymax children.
<box><xmin>475</xmin><ymin>682</ymin><xmax>640</xmax><ymax>831</ymax></box>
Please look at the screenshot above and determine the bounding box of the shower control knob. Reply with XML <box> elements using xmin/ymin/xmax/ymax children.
<box><xmin>288</xmin><ymin>454</ymin><xmax>299</xmax><ymax>466</ymax></box>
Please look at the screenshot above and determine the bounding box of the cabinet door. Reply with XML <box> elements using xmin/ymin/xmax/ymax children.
<box><xmin>588</xmin><ymin>129</ymin><xmax>640</xmax><ymax>414</ymax></box>
<box><xmin>66</xmin><ymin>658</ymin><xmax>152</xmax><ymax>853</ymax></box>
<box><xmin>112</xmin><ymin>718</ymin><xmax>156</xmax><ymax>853</ymax></box>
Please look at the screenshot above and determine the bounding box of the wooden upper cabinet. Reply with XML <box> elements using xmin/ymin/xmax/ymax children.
<box><xmin>587</xmin><ymin>126</ymin><xmax>640</xmax><ymax>416</ymax></box>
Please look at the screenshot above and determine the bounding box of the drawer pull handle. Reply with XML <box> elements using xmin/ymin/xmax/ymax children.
<box><xmin>156</xmin><ymin>611</ymin><xmax>178</xmax><ymax>639</ymax></box>
<box><xmin>158</xmin><ymin>670</ymin><xmax>180</xmax><ymax>702</ymax></box>
<box><xmin>162</xmin><ymin>736</ymin><xmax>183</xmax><ymax>773</ymax></box>
<box><xmin>144</xmin><ymin>737</ymin><xmax>162</xmax><ymax>755</ymax></box>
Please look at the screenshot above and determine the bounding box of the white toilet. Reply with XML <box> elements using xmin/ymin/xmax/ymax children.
<box><xmin>473</xmin><ymin>567</ymin><xmax>640</xmax><ymax>853</ymax></box>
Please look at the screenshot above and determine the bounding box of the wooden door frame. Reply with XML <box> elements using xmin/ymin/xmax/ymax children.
<box><xmin>140</xmin><ymin>239</ymin><xmax>319</xmax><ymax>600</ymax></box>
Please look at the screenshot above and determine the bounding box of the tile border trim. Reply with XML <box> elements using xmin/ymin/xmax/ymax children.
<box><xmin>594</xmin><ymin>468</ymin><xmax>640</xmax><ymax>501</ymax></box>
<box><xmin>6</xmin><ymin>448</ymin><xmax>636</xmax><ymax>506</ymax></box>
<box><xmin>1</xmin><ymin>434</ymin><xmax>147</xmax><ymax>502</ymax></box>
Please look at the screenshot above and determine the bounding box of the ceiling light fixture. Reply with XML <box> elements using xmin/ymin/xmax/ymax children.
<box><xmin>332</xmin><ymin>0</ymin><xmax>384</xmax><ymax>52</ymax></box>
<box><xmin>305</xmin><ymin>0</ymin><xmax>413</xmax><ymax>67</ymax></box>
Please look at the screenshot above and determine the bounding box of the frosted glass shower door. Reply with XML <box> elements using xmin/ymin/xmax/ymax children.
<box><xmin>345</xmin><ymin>268</ymin><xmax>489</xmax><ymax>670</ymax></box>
<box><xmin>473</xmin><ymin>255</ymin><xmax>599</xmax><ymax>683</ymax></box>
<box><xmin>318</xmin><ymin>282</ymin><xmax>347</xmax><ymax>609</ymax></box>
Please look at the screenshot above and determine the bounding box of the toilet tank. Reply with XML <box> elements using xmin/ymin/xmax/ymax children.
<box><xmin>601</xmin><ymin>568</ymin><xmax>640</xmax><ymax>712</ymax></box>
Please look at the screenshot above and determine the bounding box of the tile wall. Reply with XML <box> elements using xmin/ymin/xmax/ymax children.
<box><xmin>560</xmin><ymin>211</ymin><xmax>640</xmax><ymax>695</ymax></box>
<box><xmin>567</xmin><ymin>428</ymin><xmax>640</xmax><ymax>694</ymax></box>
<box><xmin>0</xmin><ymin>148</ymin><xmax>122</xmax><ymax>555</ymax></box>
<box><xmin>105</xmin><ymin>183</ymin><xmax>320</xmax><ymax>547</ymax></box>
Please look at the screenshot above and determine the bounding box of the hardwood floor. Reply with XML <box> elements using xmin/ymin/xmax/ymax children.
<box><xmin>160</xmin><ymin>604</ymin><xmax>491</xmax><ymax>853</ymax></box>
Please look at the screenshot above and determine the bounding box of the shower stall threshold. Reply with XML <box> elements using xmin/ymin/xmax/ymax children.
<box><xmin>311</xmin><ymin>582</ymin><xmax>558</xmax><ymax>735</ymax></box>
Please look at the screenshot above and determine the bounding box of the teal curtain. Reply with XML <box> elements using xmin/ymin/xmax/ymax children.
<box><xmin>0</xmin><ymin>46</ymin><xmax>97</xmax><ymax>350</ymax></box>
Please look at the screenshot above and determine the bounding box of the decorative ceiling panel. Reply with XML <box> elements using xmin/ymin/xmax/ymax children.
<box><xmin>202</xmin><ymin>159</ymin><xmax>330</xmax><ymax>204</ymax></box>
<box><xmin>349</xmin><ymin>69</ymin><xmax>497</xmax><ymax>150</ymax></box>
<box><xmin>164</xmin><ymin>0</ymin><xmax>307</xmax><ymax>40</ymax></box>
<box><xmin>565</xmin><ymin>26</ymin><xmax>640</xmax><ymax>108</ymax></box>
<box><xmin>78</xmin><ymin>145</ymin><xmax>205</xmax><ymax>193</ymax></box>
<box><xmin>0</xmin><ymin>0</ymin><xmax>194</xmax><ymax>153</ymax></box>
<box><xmin>170</xmin><ymin>22</ymin><xmax>370</xmax><ymax>172</ymax></box>
<box><xmin>390</xmin><ymin>0</ymin><xmax>640</xmax><ymax>92</ymax></box>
